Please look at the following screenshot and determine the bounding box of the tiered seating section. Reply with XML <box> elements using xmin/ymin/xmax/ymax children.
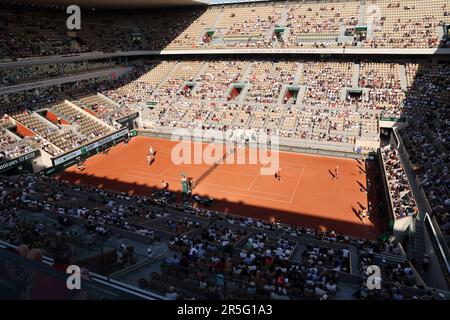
<box><xmin>192</xmin><ymin>61</ymin><xmax>249</xmax><ymax>100</ymax></box>
<box><xmin>0</xmin><ymin>0</ymin><xmax>448</xmax><ymax>61</ymax></box>
<box><xmin>244</xmin><ymin>61</ymin><xmax>297</xmax><ymax>103</ymax></box>
<box><xmin>48</xmin><ymin>101</ymin><xmax>113</xmax><ymax>139</ymax></box>
<box><xmin>73</xmin><ymin>93</ymin><xmax>134</xmax><ymax>124</ymax></box>
<box><xmin>11</xmin><ymin>109</ymin><xmax>80</xmax><ymax>155</ymax></box>
<box><xmin>166</xmin><ymin>7</ymin><xmax>222</xmax><ymax>49</ymax></box>
<box><xmin>213</xmin><ymin>4</ymin><xmax>284</xmax><ymax>48</ymax></box>
<box><xmin>402</xmin><ymin>63</ymin><xmax>449</xmax><ymax>235</ymax></box>
<box><xmin>300</xmin><ymin>61</ymin><xmax>353</xmax><ymax>103</ymax></box>
<box><xmin>0</xmin><ymin>2</ymin><xmax>201</xmax><ymax>59</ymax></box>
<box><xmin>287</xmin><ymin>1</ymin><xmax>359</xmax><ymax>47</ymax></box>
<box><xmin>358</xmin><ymin>62</ymin><xmax>405</xmax><ymax>118</ymax></box>
<box><xmin>0</xmin><ymin>118</ymin><xmax>38</xmax><ymax>161</ymax></box>
<box><xmin>0</xmin><ymin>174</ymin><xmax>432</xmax><ymax>300</ymax></box>
<box><xmin>154</xmin><ymin>61</ymin><xmax>204</xmax><ymax>98</ymax></box>
<box><xmin>364</xmin><ymin>0</ymin><xmax>449</xmax><ymax>48</ymax></box>
<box><xmin>0</xmin><ymin>61</ymin><xmax>117</xmax><ymax>87</ymax></box>
<box><xmin>4</xmin><ymin>100</ymin><xmax>114</xmax><ymax>157</ymax></box>
<box><xmin>381</xmin><ymin>145</ymin><xmax>418</xmax><ymax>219</ymax></box>
<box><xmin>0</xmin><ymin>67</ymin><xmax>152</xmax><ymax>160</ymax></box>
<box><xmin>105</xmin><ymin>60</ymin><xmax>389</xmax><ymax>150</ymax></box>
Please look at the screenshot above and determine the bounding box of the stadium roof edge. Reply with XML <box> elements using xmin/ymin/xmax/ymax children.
<box><xmin>10</xmin><ymin>0</ymin><xmax>209</xmax><ymax>8</ymax></box>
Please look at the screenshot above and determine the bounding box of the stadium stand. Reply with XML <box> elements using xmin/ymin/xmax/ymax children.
<box><xmin>0</xmin><ymin>61</ymin><xmax>118</xmax><ymax>87</ymax></box>
<box><xmin>381</xmin><ymin>144</ymin><xmax>418</xmax><ymax>219</ymax></box>
<box><xmin>402</xmin><ymin>63</ymin><xmax>449</xmax><ymax>235</ymax></box>
<box><xmin>0</xmin><ymin>0</ymin><xmax>449</xmax><ymax>302</ymax></box>
<box><xmin>0</xmin><ymin>173</ymin><xmax>443</xmax><ymax>300</ymax></box>
<box><xmin>364</xmin><ymin>0</ymin><xmax>449</xmax><ymax>49</ymax></box>
<box><xmin>0</xmin><ymin>0</ymin><xmax>449</xmax><ymax>61</ymax></box>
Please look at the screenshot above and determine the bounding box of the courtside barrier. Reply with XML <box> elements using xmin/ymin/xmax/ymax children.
<box><xmin>44</xmin><ymin>128</ymin><xmax>130</xmax><ymax>175</ymax></box>
<box><xmin>0</xmin><ymin>149</ymin><xmax>40</xmax><ymax>174</ymax></box>
<box><xmin>0</xmin><ymin>241</ymin><xmax>165</xmax><ymax>300</ymax></box>
<box><xmin>377</xmin><ymin>148</ymin><xmax>396</xmax><ymax>228</ymax></box>
<box><xmin>424</xmin><ymin>213</ymin><xmax>450</xmax><ymax>288</ymax></box>
<box><xmin>136</xmin><ymin>128</ymin><xmax>373</xmax><ymax>160</ymax></box>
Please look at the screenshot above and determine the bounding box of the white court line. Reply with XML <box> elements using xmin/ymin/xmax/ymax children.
<box><xmin>124</xmin><ymin>169</ymin><xmax>163</xmax><ymax>178</ymax></box>
<box><xmin>200</xmin><ymin>181</ymin><xmax>291</xmax><ymax>199</ymax></box>
<box><xmin>123</xmin><ymin>159</ymin><xmax>305</xmax><ymax>203</ymax></box>
<box><xmin>277</xmin><ymin>164</ymin><xmax>305</xmax><ymax>170</ymax></box>
<box><xmin>289</xmin><ymin>165</ymin><xmax>306</xmax><ymax>203</ymax></box>
<box><xmin>122</xmin><ymin>173</ymin><xmax>182</xmax><ymax>186</ymax></box>
<box><xmin>191</xmin><ymin>163</ymin><xmax>305</xmax><ymax>179</ymax></box>
<box><xmin>245</xmin><ymin>164</ymin><xmax>305</xmax><ymax>199</ymax></box>
<box><xmin>213</xmin><ymin>169</ymin><xmax>256</xmax><ymax>177</ymax></box>
<box><xmin>125</xmin><ymin>167</ymin><xmax>178</xmax><ymax>178</ymax></box>
<box><xmin>216</xmin><ymin>163</ymin><xmax>303</xmax><ymax>171</ymax></box>
<box><xmin>278</xmin><ymin>162</ymin><xmax>307</xmax><ymax>169</ymax></box>
<box><xmin>159</xmin><ymin>165</ymin><xmax>175</xmax><ymax>177</ymax></box>
<box><xmin>247</xmin><ymin>174</ymin><xmax>260</xmax><ymax>191</ymax></box>
<box><xmin>197</xmin><ymin>184</ymin><xmax>292</xmax><ymax>203</ymax></box>
<box><xmin>122</xmin><ymin>171</ymin><xmax>181</xmax><ymax>182</ymax></box>
<box><xmin>124</xmin><ymin>169</ymin><xmax>295</xmax><ymax>201</ymax></box>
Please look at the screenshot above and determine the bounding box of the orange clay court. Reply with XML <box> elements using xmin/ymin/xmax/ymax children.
<box><xmin>58</xmin><ymin>136</ymin><xmax>384</xmax><ymax>240</ymax></box>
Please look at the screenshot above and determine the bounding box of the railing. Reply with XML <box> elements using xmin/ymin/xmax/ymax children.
<box><xmin>2</xmin><ymin>48</ymin><xmax>450</xmax><ymax>70</ymax></box>
<box><xmin>393</xmin><ymin>125</ymin><xmax>450</xmax><ymax>288</ymax></box>
<box><xmin>0</xmin><ymin>241</ymin><xmax>166</xmax><ymax>300</ymax></box>
<box><xmin>0</xmin><ymin>67</ymin><xmax>133</xmax><ymax>95</ymax></box>
<box><xmin>377</xmin><ymin>148</ymin><xmax>396</xmax><ymax>227</ymax></box>
<box><xmin>424</xmin><ymin>213</ymin><xmax>450</xmax><ymax>288</ymax></box>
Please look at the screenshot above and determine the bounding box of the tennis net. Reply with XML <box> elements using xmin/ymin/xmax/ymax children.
<box><xmin>191</xmin><ymin>148</ymin><xmax>234</xmax><ymax>190</ymax></box>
